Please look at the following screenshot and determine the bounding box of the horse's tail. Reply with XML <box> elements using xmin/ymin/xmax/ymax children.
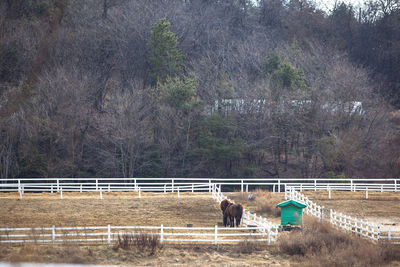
<box><xmin>238</xmin><ymin>204</ymin><xmax>243</xmax><ymax>217</ymax></box>
<box><xmin>236</xmin><ymin>204</ymin><xmax>243</xmax><ymax>227</ymax></box>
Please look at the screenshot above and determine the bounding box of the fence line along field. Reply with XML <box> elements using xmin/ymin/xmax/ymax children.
<box><xmin>301</xmin><ymin>190</ymin><xmax>400</xmax><ymax>231</ymax></box>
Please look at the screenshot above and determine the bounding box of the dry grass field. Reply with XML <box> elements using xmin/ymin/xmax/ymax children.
<box><xmin>0</xmin><ymin>192</ymin><xmax>222</xmax><ymax>227</ymax></box>
<box><xmin>1</xmin><ymin>190</ymin><xmax>400</xmax><ymax>266</ymax></box>
<box><xmin>0</xmin><ymin>192</ymin><xmax>290</xmax><ymax>266</ymax></box>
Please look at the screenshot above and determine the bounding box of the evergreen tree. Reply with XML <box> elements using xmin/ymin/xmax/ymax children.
<box><xmin>147</xmin><ymin>18</ymin><xmax>185</xmax><ymax>85</ymax></box>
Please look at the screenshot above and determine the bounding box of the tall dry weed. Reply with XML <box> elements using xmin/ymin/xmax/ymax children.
<box><xmin>277</xmin><ymin>218</ymin><xmax>400</xmax><ymax>267</ymax></box>
<box><xmin>114</xmin><ymin>232</ymin><xmax>163</xmax><ymax>255</ymax></box>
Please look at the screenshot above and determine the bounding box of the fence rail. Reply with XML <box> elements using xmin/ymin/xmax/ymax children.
<box><xmin>0</xmin><ymin>225</ymin><xmax>272</xmax><ymax>244</ymax></box>
<box><xmin>0</xmin><ymin>178</ymin><xmax>399</xmax><ymax>194</ymax></box>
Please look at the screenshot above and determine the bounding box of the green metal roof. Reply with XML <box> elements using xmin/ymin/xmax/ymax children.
<box><xmin>275</xmin><ymin>199</ymin><xmax>307</xmax><ymax>209</ymax></box>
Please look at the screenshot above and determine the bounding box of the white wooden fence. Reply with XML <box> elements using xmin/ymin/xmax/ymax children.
<box><xmin>286</xmin><ymin>186</ymin><xmax>400</xmax><ymax>244</ymax></box>
<box><xmin>0</xmin><ymin>225</ymin><xmax>272</xmax><ymax>245</ymax></box>
<box><xmin>1</xmin><ymin>178</ymin><xmax>399</xmax><ymax>194</ymax></box>
<box><xmin>212</xmin><ymin>184</ymin><xmax>279</xmax><ymax>244</ymax></box>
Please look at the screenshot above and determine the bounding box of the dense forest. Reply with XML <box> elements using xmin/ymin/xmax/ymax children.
<box><xmin>0</xmin><ymin>0</ymin><xmax>399</xmax><ymax>179</ymax></box>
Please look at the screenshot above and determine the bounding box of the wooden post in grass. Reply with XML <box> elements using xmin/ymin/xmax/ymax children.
<box><xmin>107</xmin><ymin>225</ymin><xmax>111</xmax><ymax>244</ymax></box>
<box><xmin>268</xmin><ymin>229</ymin><xmax>271</xmax><ymax>245</ymax></box>
<box><xmin>278</xmin><ymin>179</ymin><xmax>281</xmax><ymax>193</ymax></box>
<box><xmin>18</xmin><ymin>186</ymin><xmax>22</xmax><ymax>200</ymax></box>
<box><xmin>377</xmin><ymin>225</ymin><xmax>380</xmax><ymax>241</ymax></box>
<box><xmin>214</xmin><ymin>225</ymin><xmax>218</xmax><ymax>245</ymax></box>
<box><xmin>160</xmin><ymin>224</ymin><xmax>164</xmax><ymax>244</ymax></box>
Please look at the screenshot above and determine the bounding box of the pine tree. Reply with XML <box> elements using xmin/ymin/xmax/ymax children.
<box><xmin>147</xmin><ymin>18</ymin><xmax>184</xmax><ymax>85</ymax></box>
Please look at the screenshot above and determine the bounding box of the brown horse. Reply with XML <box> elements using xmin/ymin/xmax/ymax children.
<box><xmin>223</xmin><ymin>203</ymin><xmax>243</xmax><ymax>227</ymax></box>
<box><xmin>220</xmin><ymin>199</ymin><xmax>231</xmax><ymax>214</ymax></box>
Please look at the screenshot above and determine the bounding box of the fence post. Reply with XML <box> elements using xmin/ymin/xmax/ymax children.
<box><xmin>329</xmin><ymin>190</ymin><xmax>331</xmax><ymax>200</ymax></box>
<box><xmin>107</xmin><ymin>225</ymin><xmax>111</xmax><ymax>244</ymax></box>
<box><xmin>267</xmin><ymin>229</ymin><xmax>271</xmax><ymax>245</ymax></box>
<box><xmin>18</xmin><ymin>186</ymin><xmax>22</xmax><ymax>200</ymax></box>
<box><xmin>160</xmin><ymin>224</ymin><xmax>164</xmax><ymax>244</ymax></box>
<box><xmin>314</xmin><ymin>179</ymin><xmax>317</xmax><ymax>191</ymax></box>
<box><xmin>192</xmin><ymin>184</ymin><xmax>194</xmax><ymax>193</ymax></box>
<box><xmin>177</xmin><ymin>187</ymin><xmax>180</xmax><ymax>198</ymax></box>
<box><xmin>278</xmin><ymin>179</ymin><xmax>281</xmax><ymax>193</ymax></box>
<box><xmin>134</xmin><ymin>178</ymin><xmax>137</xmax><ymax>191</ymax></box>
<box><xmin>60</xmin><ymin>187</ymin><xmax>63</xmax><ymax>200</ymax></box>
<box><xmin>80</xmin><ymin>184</ymin><xmax>82</xmax><ymax>193</ymax></box>
<box><xmin>57</xmin><ymin>179</ymin><xmax>59</xmax><ymax>192</ymax></box>
<box><xmin>209</xmin><ymin>179</ymin><xmax>211</xmax><ymax>193</ymax></box>
<box><xmin>246</xmin><ymin>184</ymin><xmax>248</xmax><ymax>193</ymax></box>
<box><xmin>214</xmin><ymin>225</ymin><xmax>218</xmax><ymax>245</ymax></box>
<box><xmin>164</xmin><ymin>184</ymin><xmax>166</xmax><ymax>193</ymax></box>
<box><xmin>273</xmin><ymin>184</ymin><xmax>275</xmax><ymax>193</ymax></box>
<box><xmin>300</xmin><ymin>184</ymin><xmax>302</xmax><ymax>192</ymax></box>
<box><xmin>100</xmin><ymin>188</ymin><xmax>103</xmax><ymax>200</ymax></box>
<box><xmin>138</xmin><ymin>188</ymin><xmax>141</xmax><ymax>199</ymax></box>
<box><xmin>172</xmin><ymin>179</ymin><xmax>174</xmax><ymax>193</ymax></box>
<box><xmin>377</xmin><ymin>225</ymin><xmax>380</xmax><ymax>241</ymax></box>
<box><xmin>52</xmin><ymin>225</ymin><xmax>55</xmax><ymax>243</ymax></box>
<box><xmin>381</xmin><ymin>185</ymin><xmax>383</xmax><ymax>193</ymax></box>
<box><xmin>51</xmin><ymin>184</ymin><xmax>53</xmax><ymax>194</ymax></box>
<box><xmin>108</xmin><ymin>184</ymin><xmax>111</xmax><ymax>192</ymax></box>
<box><xmin>241</xmin><ymin>179</ymin><xmax>243</xmax><ymax>193</ymax></box>
<box><xmin>284</xmin><ymin>187</ymin><xmax>287</xmax><ymax>200</ymax></box>
<box><xmin>366</xmin><ymin>187</ymin><xmax>368</xmax><ymax>199</ymax></box>
<box><xmin>395</xmin><ymin>180</ymin><xmax>397</xmax><ymax>192</ymax></box>
<box><xmin>96</xmin><ymin>179</ymin><xmax>98</xmax><ymax>191</ymax></box>
<box><xmin>351</xmin><ymin>179</ymin><xmax>353</xmax><ymax>192</ymax></box>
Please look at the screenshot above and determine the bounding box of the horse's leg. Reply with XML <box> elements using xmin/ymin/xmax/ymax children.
<box><xmin>236</xmin><ymin>216</ymin><xmax>241</xmax><ymax>227</ymax></box>
<box><xmin>230</xmin><ymin>216</ymin><xmax>234</xmax><ymax>227</ymax></box>
<box><xmin>223</xmin><ymin>214</ymin><xmax>228</xmax><ymax>227</ymax></box>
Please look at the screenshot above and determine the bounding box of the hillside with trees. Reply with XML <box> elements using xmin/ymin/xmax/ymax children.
<box><xmin>0</xmin><ymin>0</ymin><xmax>399</xmax><ymax>179</ymax></box>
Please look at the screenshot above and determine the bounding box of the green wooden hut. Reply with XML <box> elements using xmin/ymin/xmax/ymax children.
<box><xmin>275</xmin><ymin>200</ymin><xmax>307</xmax><ymax>225</ymax></box>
